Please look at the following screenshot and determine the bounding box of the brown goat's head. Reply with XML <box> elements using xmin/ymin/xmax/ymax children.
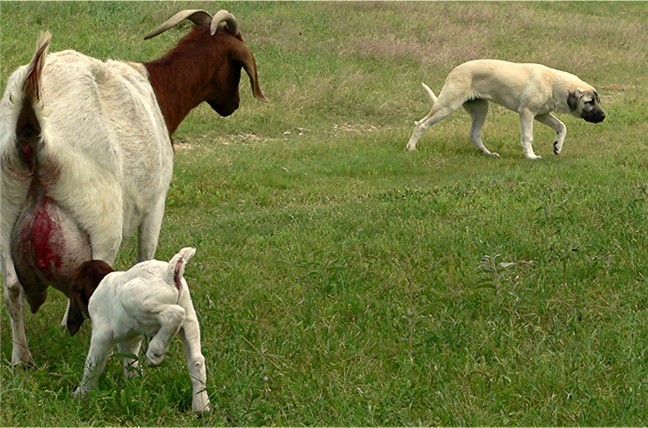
<box><xmin>67</xmin><ymin>260</ymin><xmax>114</xmax><ymax>335</ymax></box>
<box><xmin>144</xmin><ymin>10</ymin><xmax>268</xmax><ymax>133</ymax></box>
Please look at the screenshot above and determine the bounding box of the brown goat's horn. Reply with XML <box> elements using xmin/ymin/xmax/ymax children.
<box><xmin>210</xmin><ymin>10</ymin><xmax>239</xmax><ymax>36</ymax></box>
<box><xmin>144</xmin><ymin>9</ymin><xmax>213</xmax><ymax>40</ymax></box>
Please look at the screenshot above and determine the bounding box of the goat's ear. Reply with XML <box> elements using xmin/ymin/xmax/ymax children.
<box><xmin>234</xmin><ymin>46</ymin><xmax>269</xmax><ymax>103</ymax></box>
<box><xmin>67</xmin><ymin>294</ymin><xmax>87</xmax><ymax>336</ymax></box>
<box><xmin>67</xmin><ymin>260</ymin><xmax>113</xmax><ymax>335</ymax></box>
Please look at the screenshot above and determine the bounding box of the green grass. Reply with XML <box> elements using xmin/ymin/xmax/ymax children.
<box><xmin>1</xmin><ymin>1</ymin><xmax>647</xmax><ymax>426</ymax></box>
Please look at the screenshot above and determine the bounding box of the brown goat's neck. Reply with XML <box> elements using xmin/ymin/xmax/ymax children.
<box><xmin>143</xmin><ymin>28</ymin><xmax>219</xmax><ymax>135</ymax></box>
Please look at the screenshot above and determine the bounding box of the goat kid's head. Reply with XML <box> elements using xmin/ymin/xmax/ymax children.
<box><xmin>145</xmin><ymin>9</ymin><xmax>268</xmax><ymax>119</ymax></box>
<box><xmin>67</xmin><ymin>260</ymin><xmax>114</xmax><ymax>335</ymax></box>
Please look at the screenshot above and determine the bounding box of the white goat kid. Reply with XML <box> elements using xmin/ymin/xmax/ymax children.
<box><xmin>67</xmin><ymin>247</ymin><xmax>209</xmax><ymax>413</ymax></box>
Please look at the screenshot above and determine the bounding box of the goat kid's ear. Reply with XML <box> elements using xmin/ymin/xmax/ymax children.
<box><xmin>67</xmin><ymin>293</ymin><xmax>87</xmax><ymax>336</ymax></box>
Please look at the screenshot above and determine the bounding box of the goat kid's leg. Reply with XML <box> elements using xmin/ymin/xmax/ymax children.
<box><xmin>117</xmin><ymin>337</ymin><xmax>142</xmax><ymax>378</ymax></box>
<box><xmin>463</xmin><ymin>99</ymin><xmax>500</xmax><ymax>158</ymax></box>
<box><xmin>535</xmin><ymin>113</ymin><xmax>567</xmax><ymax>155</ymax></box>
<box><xmin>180</xmin><ymin>303</ymin><xmax>210</xmax><ymax>413</ymax></box>
<box><xmin>146</xmin><ymin>305</ymin><xmax>185</xmax><ymax>367</ymax></box>
<box><xmin>519</xmin><ymin>110</ymin><xmax>542</xmax><ymax>160</ymax></box>
<box><xmin>2</xmin><ymin>254</ymin><xmax>33</xmax><ymax>366</ymax></box>
<box><xmin>74</xmin><ymin>334</ymin><xmax>114</xmax><ymax>399</ymax></box>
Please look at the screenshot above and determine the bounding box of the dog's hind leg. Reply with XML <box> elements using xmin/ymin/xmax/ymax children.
<box><xmin>463</xmin><ymin>99</ymin><xmax>500</xmax><ymax>158</ymax></box>
<box><xmin>535</xmin><ymin>113</ymin><xmax>567</xmax><ymax>155</ymax></box>
<box><xmin>406</xmin><ymin>104</ymin><xmax>460</xmax><ymax>152</ymax></box>
<box><xmin>406</xmin><ymin>82</ymin><xmax>462</xmax><ymax>152</ymax></box>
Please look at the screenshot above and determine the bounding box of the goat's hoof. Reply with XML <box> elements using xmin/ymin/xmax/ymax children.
<box><xmin>146</xmin><ymin>352</ymin><xmax>164</xmax><ymax>367</ymax></box>
<box><xmin>72</xmin><ymin>387</ymin><xmax>88</xmax><ymax>400</ymax></box>
<box><xmin>192</xmin><ymin>400</ymin><xmax>211</xmax><ymax>414</ymax></box>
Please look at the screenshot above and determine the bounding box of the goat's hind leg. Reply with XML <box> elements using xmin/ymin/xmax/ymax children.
<box><xmin>146</xmin><ymin>305</ymin><xmax>185</xmax><ymax>366</ymax></box>
<box><xmin>463</xmin><ymin>99</ymin><xmax>499</xmax><ymax>158</ymax></box>
<box><xmin>180</xmin><ymin>302</ymin><xmax>210</xmax><ymax>413</ymax></box>
<box><xmin>118</xmin><ymin>337</ymin><xmax>142</xmax><ymax>378</ymax></box>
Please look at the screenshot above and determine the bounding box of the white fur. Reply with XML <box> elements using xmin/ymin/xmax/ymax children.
<box><xmin>73</xmin><ymin>248</ymin><xmax>210</xmax><ymax>413</ymax></box>
<box><xmin>1</xmin><ymin>37</ymin><xmax>173</xmax><ymax>365</ymax></box>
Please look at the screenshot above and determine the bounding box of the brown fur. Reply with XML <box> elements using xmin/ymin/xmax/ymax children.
<box><xmin>144</xmin><ymin>25</ymin><xmax>267</xmax><ymax>135</ymax></box>
<box><xmin>67</xmin><ymin>260</ymin><xmax>114</xmax><ymax>335</ymax></box>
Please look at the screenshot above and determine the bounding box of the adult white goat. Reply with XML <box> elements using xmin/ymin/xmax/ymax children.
<box><xmin>1</xmin><ymin>9</ymin><xmax>268</xmax><ymax>366</ymax></box>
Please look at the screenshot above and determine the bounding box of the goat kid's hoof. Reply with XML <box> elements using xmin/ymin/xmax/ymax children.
<box><xmin>72</xmin><ymin>387</ymin><xmax>88</xmax><ymax>400</ymax></box>
<box><xmin>146</xmin><ymin>351</ymin><xmax>165</xmax><ymax>367</ymax></box>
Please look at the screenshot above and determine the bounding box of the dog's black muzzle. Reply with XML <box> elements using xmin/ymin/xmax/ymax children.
<box><xmin>582</xmin><ymin>108</ymin><xmax>606</xmax><ymax>123</ymax></box>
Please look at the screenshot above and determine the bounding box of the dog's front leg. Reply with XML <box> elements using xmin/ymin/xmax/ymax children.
<box><xmin>519</xmin><ymin>110</ymin><xmax>542</xmax><ymax>160</ymax></box>
<box><xmin>535</xmin><ymin>113</ymin><xmax>567</xmax><ymax>155</ymax></box>
<box><xmin>74</xmin><ymin>333</ymin><xmax>114</xmax><ymax>398</ymax></box>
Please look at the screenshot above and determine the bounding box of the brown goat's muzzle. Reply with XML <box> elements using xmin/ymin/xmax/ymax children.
<box><xmin>208</xmin><ymin>99</ymin><xmax>239</xmax><ymax>117</ymax></box>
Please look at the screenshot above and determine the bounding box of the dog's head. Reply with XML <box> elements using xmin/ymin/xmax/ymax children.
<box><xmin>67</xmin><ymin>260</ymin><xmax>114</xmax><ymax>335</ymax></box>
<box><xmin>567</xmin><ymin>88</ymin><xmax>606</xmax><ymax>123</ymax></box>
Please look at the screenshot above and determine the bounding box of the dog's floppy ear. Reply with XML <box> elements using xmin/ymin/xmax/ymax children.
<box><xmin>567</xmin><ymin>89</ymin><xmax>582</xmax><ymax>111</ymax></box>
<box><xmin>67</xmin><ymin>260</ymin><xmax>114</xmax><ymax>335</ymax></box>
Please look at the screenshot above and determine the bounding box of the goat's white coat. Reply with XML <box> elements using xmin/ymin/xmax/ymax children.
<box><xmin>1</xmin><ymin>40</ymin><xmax>173</xmax><ymax>364</ymax></box>
<box><xmin>74</xmin><ymin>247</ymin><xmax>210</xmax><ymax>413</ymax></box>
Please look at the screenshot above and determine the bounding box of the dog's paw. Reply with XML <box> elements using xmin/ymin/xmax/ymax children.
<box><xmin>527</xmin><ymin>155</ymin><xmax>543</xmax><ymax>160</ymax></box>
<box><xmin>405</xmin><ymin>144</ymin><xmax>417</xmax><ymax>152</ymax></box>
<box><xmin>553</xmin><ymin>140</ymin><xmax>561</xmax><ymax>155</ymax></box>
<box><xmin>489</xmin><ymin>152</ymin><xmax>501</xmax><ymax>158</ymax></box>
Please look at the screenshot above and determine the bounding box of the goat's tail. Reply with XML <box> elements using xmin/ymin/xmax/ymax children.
<box><xmin>165</xmin><ymin>247</ymin><xmax>197</xmax><ymax>297</ymax></box>
<box><xmin>14</xmin><ymin>32</ymin><xmax>51</xmax><ymax>172</ymax></box>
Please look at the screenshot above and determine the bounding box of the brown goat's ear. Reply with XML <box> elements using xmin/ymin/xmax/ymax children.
<box><xmin>234</xmin><ymin>46</ymin><xmax>269</xmax><ymax>103</ymax></box>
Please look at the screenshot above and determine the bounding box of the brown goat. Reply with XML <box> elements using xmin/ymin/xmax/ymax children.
<box><xmin>144</xmin><ymin>10</ymin><xmax>268</xmax><ymax>134</ymax></box>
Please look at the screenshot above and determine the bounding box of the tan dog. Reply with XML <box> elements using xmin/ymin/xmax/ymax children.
<box><xmin>406</xmin><ymin>59</ymin><xmax>605</xmax><ymax>159</ymax></box>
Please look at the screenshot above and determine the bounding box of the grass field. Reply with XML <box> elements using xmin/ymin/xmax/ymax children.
<box><xmin>1</xmin><ymin>1</ymin><xmax>647</xmax><ymax>426</ymax></box>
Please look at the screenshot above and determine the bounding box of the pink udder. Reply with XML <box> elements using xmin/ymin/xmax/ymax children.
<box><xmin>31</xmin><ymin>197</ymin><xmax>62</xmax><ymax>273</ymax></box>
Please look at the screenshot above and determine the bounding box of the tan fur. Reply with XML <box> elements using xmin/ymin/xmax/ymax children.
<box><xmin>406</xmin><ymin>59</ymin><xmax>605</xmax><ymax>159</ymax></box>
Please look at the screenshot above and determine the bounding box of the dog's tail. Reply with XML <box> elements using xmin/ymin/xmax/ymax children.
<box><xmin>421</xmin><ymin>82</ymin><xmax>437</xmax><ymax>105</ymax></box>
<box><xmin>165</xmin><ymin>247</ymin><xmax>197</xmax><ymax>298</ymax></box>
